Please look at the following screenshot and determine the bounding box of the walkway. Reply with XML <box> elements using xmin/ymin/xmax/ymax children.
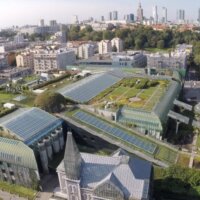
<box><xmin>189</xmin><ymin>134</ymin><xmax>198</xmax><ymax>168</ymax></box>
<box><xmin>0</xmin><ymin>190</ymin><xmax>27</xmax><ymax>200</ymax></box>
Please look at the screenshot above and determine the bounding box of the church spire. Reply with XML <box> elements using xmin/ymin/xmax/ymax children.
<box><xmin>64</xmin><ymin>131</ymin><xmax>82</xmax><ymax>180</ymax></box>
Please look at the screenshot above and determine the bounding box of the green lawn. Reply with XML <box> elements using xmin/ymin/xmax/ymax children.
<box><xmin>0</xmin><ymin>92</ymin><xmax>17</xmax><ymax>104</ymax></box>
<box><xmin>0</xmin><ymin>181</ymin><xmax>37</xmax><ymax>200</ymax></box>
<box><xmin>155</xmin><ymin>146</ymin><xmax>178</xmax><ymax>164</ymax></box>
<box><xmin>90</xmin><ymin>78</ymin><xmax>169</xmax><ymax>112</ymax></box>
<box><xmin>176</xmin><ymin>153</ymin><xmax>190</xmax><ymax>167</ymax></box>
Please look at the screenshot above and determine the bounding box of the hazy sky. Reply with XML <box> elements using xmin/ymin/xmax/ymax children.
<box><xmin>0</xmin><ymin>0</ymin><xmax>199</xmax><ymax>27</ymax></box>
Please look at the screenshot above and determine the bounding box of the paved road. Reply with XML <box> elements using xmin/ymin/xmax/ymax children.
<box><xmin>0</xmin><ymin>190</ymin><xmax>27</xmax><ymax>200</ymax></box>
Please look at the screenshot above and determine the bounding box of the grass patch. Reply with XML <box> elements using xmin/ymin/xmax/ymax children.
<box><xmin>0</xmin><ymin>92</ymin><xmax>17</xmax><ymax>104</ymax></box>
<box><xmin>155</xmin><ymin>146</ymin><xmax>178</xmax><ymax>164</ymax></box>
<box><xmin>89</xmin><ymin>77</ymin><xmax>169</xmax><ymax>112</ymax></box>
<box><xmin>0</xmin><ymin>181</ymin><xmax>37</xmax><ymax>200</ymax></box>
<box><xmin>176</xmin><ymin>153</ymin><xmax>190</xmax><ymax>167</ymax></box>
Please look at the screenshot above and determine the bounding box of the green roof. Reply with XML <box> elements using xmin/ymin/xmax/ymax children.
<box><xmin>0</xmin><ymin>137</ymin><xmax>38</xmax><ymax>170</ymax></box>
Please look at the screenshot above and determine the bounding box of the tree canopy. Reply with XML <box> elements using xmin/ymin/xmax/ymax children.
<box><xmin>34</xmin><ymin>92</ymin><xmax>67</xmax><ymax>113</ymax></box>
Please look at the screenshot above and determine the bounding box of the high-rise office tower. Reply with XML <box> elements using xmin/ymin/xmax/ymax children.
<box><xmin>108</xmin><ymin>12</ymin><xmax>112</xmax><ymax>20</ymax></box>
<box><xmin>49</xmin><ymin>20</ymin><xmax>57</xmax><ymax>27</ymax></box>
<box><xmin>198</xmin><ymin>8</ymin><xmax>200</xmax><ymax>23</ymax></box>
<box><xmin>137</xmin><ymin>1</ymin><xmax>143</xmax><ymax>23</ymax></box>
<box><xmin>162</xmin><ymin>7</ymin><xmax>167</xmax><ymax>23</ymax></box>
<box><xmin>112</xmin><ymin>11</ymin><xmax>118</xmax><ymax>20</ymax></box>
<box><xmin>152</xmin><ymin>5</ymin><xmax>158</xmax><ymax>24</ymax></box>
<box><xmin>101</xmin><ymin>16</ymin><xmax>105</xmax><ymax>21</ymax></box>
<box><xmin>177</xmin><ymin>9</ymin><xmax>185</xmax><ymax>23</ymax></box>
<box><xmin>124</xmin><ymin>14</ymin><xmax>135</xmax><ymax>22</ymax></box>
<box><xmin>39</xmin><ymin>19</ymin><xmax>45</xmax><ymax>27</ymax></box>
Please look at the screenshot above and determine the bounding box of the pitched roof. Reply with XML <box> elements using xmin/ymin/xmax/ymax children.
<box><xmin>63</xmin><ymin>132</ymin><xmax>82</xmax><ymax>180</ymax></box>
<box><xmin>57</xmin><ymin>133</ymin><xmax>152</xmax><ymax>199</ymax></box>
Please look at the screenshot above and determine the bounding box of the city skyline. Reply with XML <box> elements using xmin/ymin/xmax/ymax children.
<box><xmin>0</xmin><ymin>0</ymin><xmax>200</xmax><ymax>27</ymax></box>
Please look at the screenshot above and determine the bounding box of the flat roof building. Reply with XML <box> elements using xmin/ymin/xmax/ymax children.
<box><xmin>34</xmin><ymin>48</ymin><xmax>76</xmax><ymax>74</ymax></box>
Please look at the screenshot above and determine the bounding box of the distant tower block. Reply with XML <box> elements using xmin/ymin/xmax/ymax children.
<box><xmin>39</xmin><ymin>19</ymin><xmax>45</xmax><ymax>27</ymax></box>
<box><xmin>56</xmin><ymin>127</ymin><xmax>64</xmax><ymax>150</ymax></box>
<box><xmin>38</xmin><ymin>141</ymin><xmax>49</xmax><ymax>174</ymax></box>
<box><xmin>73</xmin><ymin>15</ymin><xmax>79</xmax><ymax>24</ymax></box>
<box><xmin>51</xmin><ymin>131</ymin><xmax>60</xmax><ymax>153</ymax></box>
<box><xmin>43</xmin><ymin>136</ymin><xmax>53</xmax><ymax>160</ymax></box>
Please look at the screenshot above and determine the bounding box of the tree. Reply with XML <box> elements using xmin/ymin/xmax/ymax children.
<box><xmin>85</xmin><ymin>25</ymin><xmax>93</xmax><ymax>32</ymax></box>
<box><xmin>135</xmin><ymin>39</ymin><xmax>143</xmax><ymax>50</ymax></box>
<box><xmin>34</xmin><ymin>92</ymin><xmax>67</xmax><ymax>113</ymax></box>
<box><xmin>157</xmin><ymin>40</ymin><xmax>165</xmax><ymax>49</ymax></box>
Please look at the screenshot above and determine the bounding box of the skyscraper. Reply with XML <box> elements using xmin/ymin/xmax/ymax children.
<box><xmin>39</xmin><ymin>19</ymin><xmax>44</xmax><ymax>27</ymax></box>
<box><xmin>137</xmin><ymin>1</ymin><xmax>143</xmax><ymax>23</ymax></box>
<box><xmin>113</xmin><ymin>11</ymin><xmax>118</xmax><ymax>21</ymax></box>
<box><xmin>108</xmin><ymin>12</ymin><xmax>112</xmax><ymax>20</ymax></box>
<box><xmin>177</xmin><ymin>9</ymin><xmax>185</xmax><ymax>23</ymax></box>
<box><xmin>198</xmin><ymin>8</ymin><xmax>200</xmax><ymax>23</ymax></box>
<box><xmin>162</xmin><ymin>7</ymin><xmax>168</xmax><ymax>23</ymax></box>
<box><xmin>152</xmin><ymin>5</ymin><xmax>158</xmax><ymax>24</ymax></box>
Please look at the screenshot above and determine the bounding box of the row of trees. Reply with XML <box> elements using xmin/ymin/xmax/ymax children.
<box><xmin>67</xmin><ymin>25</ymin><xmax>200</xmax><ymax>50</ymax></box>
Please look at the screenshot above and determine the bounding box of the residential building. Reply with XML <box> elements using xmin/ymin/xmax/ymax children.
<box><xmin>78</xmin><ymin>43</ymin><xmax>95</xmax><ymax>59</ymax></box>
<box><xmin>0</xmin><ymin>42</ymin><xmax>28</xmax><ymax>53</ymax></box>
<box><xmin>111</xmin><ymin>38</ymin><xmax>123</xmax><ymax>52</ymax></box>
<box><xmin>51</xmin><ymin>31</ymin><xmax>67</xmax><ymax>43</ymax></box>
<box><xmin>16</xmin><ymin>52</ymin><xmax>34</xmax><ymax>68</ymax></box>
<box><xmin>0</xmin><ymin>67</ymin><xmax>32</xmax><ymax>79</ymax></box>
<box><xmin>0</xmin><ymin>55</ymin><xmax>8</xmax><ymax>69</ymax></box>
<box><xmin>34</xmin><ymin>48</ymin><xmax>76</xmax><ymax>74</ymax></box>
<box><xmin>14</xmin><ymin>34</ymin><xmax>24</xmax><ymax>44</ymax></box>
<box><xmin>98</xmin><ymin>40</ymin><xmax>112</xmax><ymax>54</ymax></box>
<box><xmin>112</xmin><ymin>52</ymin><xmax>147</xmax><ymax>68</ymax></box>
<box><xmin>137</xmin><ymin>1</ymin><xmax>144</xmax><ymax>23</ymax></box>
<box><xmin>147</xmin><ymin>52</ymin><xmax>187</xmax><ymax>69</ymax></box>
<box><xmin>55</xmin><ymin>132</ymin><xmax>152</xmax><ymax>200</ymax></box>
